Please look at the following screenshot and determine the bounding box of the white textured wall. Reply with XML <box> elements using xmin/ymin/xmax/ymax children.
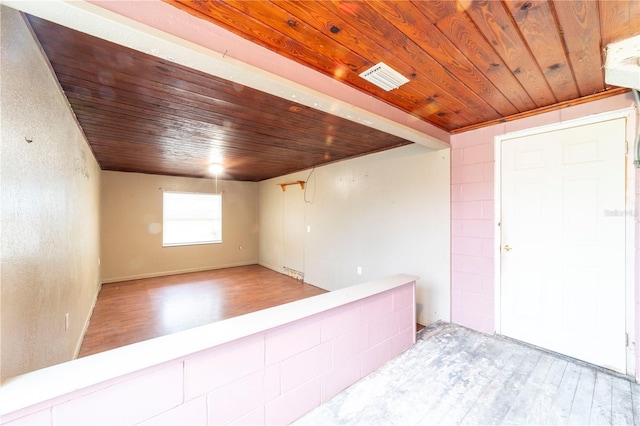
<box><xmin>0</xmin><ymin>6</ymin><xmax>101</xmax><ymax>380</ymax></box>
<box><xmin>258</xmin><ymin>144</ymin><xmax>451</xmax><ymax>325</ymax></box>
<box><xmin>101</xmin><ymin>171</ymin><xmax>258</xmax><ymax>282</ymax></box>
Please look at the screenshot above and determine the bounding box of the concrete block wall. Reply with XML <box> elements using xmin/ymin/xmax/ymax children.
<box><xmin>450</xmin><ymin>126</ymin><xmax>496</xmax><ymax>334</ymax></box>
<box><xmin>1</xmin><ymin>279</ymin><xmax>416</xmax><ymax>425</ymax></box>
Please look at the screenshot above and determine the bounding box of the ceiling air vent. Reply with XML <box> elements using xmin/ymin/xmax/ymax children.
<box><xmin>359</xmin><ymin>62</ymin><xmax>409</xmax><ymax>91</ymax></box>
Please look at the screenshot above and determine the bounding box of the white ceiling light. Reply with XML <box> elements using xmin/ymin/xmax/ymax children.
<box><xmin>208</xmin><ymin>163</ymin><xmax>224</xmax><ymax>175</ymax></box>
<box><xmin>359</xmin><ymin>62</ymin><xmax>410</xmax><ymax>91</ymax></box>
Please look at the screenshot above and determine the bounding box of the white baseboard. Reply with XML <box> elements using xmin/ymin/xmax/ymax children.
<box><xmin>100</xmin><ymin>261</ymin><xmax>258</xmax><ymax>284</ymax></box>
<box><xmin>73</xmin><ymin>281</ymin><xmax>101</xmax><ymax>359</ymax></box>
<box><xmin>257</xmin><ymin>261</ymin><xmax>283</xmax><ymax>274</ymax></box>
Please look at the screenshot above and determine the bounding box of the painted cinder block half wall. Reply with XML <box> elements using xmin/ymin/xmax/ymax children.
<box><xmin>0</xmin><ymin>278</ymin><xmax>417</xmax><ymax>425</ymax></box>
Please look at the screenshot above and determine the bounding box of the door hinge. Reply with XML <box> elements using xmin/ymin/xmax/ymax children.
<box><xmin>626</xmin><ymin>333</ymin><xmax>629</xmax><ymax>347</ymax></box>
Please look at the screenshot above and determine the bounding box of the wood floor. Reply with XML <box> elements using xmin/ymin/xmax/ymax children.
<box><xmin>78</xmin><ymin>265</ymin><xmax>327</xmax><ymax>357</ymax></box>
<box><xmin>79</xmin><ymin>269</ymin><xmax>637</xmax><ymax>424</ymax></box>
<box><xmin>295</xmin><ymin>321</ymin><xmax>640</xmax><ymax>425</ymax></box>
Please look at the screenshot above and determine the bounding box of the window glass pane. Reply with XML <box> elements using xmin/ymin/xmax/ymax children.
<box><xmin>163</xmin><ymin>192</ymin><xmax>221</xmax><ymax>246</ymax></box>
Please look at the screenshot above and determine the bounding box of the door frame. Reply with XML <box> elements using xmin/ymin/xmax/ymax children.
<box><xmin>493</xmin><ymin>107</ymin><xmax>637</xmax><ymax>377</ymax></box>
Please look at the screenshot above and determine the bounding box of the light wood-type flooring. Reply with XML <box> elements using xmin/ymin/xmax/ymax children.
<box><xmin>78</xmin><ymin>265</ymin><xmax>327</xmax><ymax>357</ymax></box>
<box><xmin>80</xmin><ymin>267</ymin><xmax>638</xmax><ymax>425</ymax></box>
<box><xmin>295</xmin><ymin>321</ymin><xmax>640</xmax><ymax>425</ymax></box>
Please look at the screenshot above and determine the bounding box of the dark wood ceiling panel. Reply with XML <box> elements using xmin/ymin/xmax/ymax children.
<box><xmin>166</xmin><ymin>0</ymin><xmax>640</xmax><ymax>129</ymax></box>
<box><xmin>505</xmin><ymin>0</ymin><xmax>580</xmax><ymax>102</ymax></box>
<box><xmin>27</xmin><ymin>13</ymin><xmax>413</xmax><ymax>181</ymax></box>
<box><xmin>599</xmin><ymin>0</ymin><xmax>640</xmax><ymax>46</ymax></box>
<box><xmin>367</xmin><ymin>1</ymin><xmax>519</xmax><ymax>117</ymax></box>
<box><xmin>276</xmin><ymin>0</ymin><xmax>504</xmax><ymax>125</ymax></box>
<box><xmin>413</xmin><ymin>2</ymin><xmax>538</xmax><ymax>112</ymax></box>
<box><xmin>23</xmin><ymin>0</ymin><xmax>640</xmax><ymax>180</ymax></box>
<box><xmin>170</xmin><ymin>0</ymin><xmax>459</xmax><ymax>130</ymax></box>
<box><xmin>552</xmin><ymin>0</ymin><xmax>604</xmax><ymax>97</ymax></box>
<box><xmin>268</xmin><ymin>0</ymin><xmax>481</xmax><ymax>126</ymax></box>
<box><xmin>440</xmin><ymin>1</ymin><xmax>560</xmax><ymax>108</ymax></box>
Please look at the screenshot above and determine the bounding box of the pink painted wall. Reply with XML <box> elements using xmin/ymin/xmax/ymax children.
<box><xmin>450</xmin><ymin>93</ymin><xmax>638</xmax><ymax>376</ymax></box>
<box><xmin>1</xmin><ymin>282</ymin><xmax>415</xmax><ymax>425</ymax></box>
<box><xmin>450</xmin><ymin>125</ymin><xmax>496</xmax><ymax>333</ymax></box>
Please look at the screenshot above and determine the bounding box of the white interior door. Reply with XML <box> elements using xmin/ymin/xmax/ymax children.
<box><xmin>500</xmin><ymin>118</ymin><xmax>627</xmax><ymax>373</ymax></box>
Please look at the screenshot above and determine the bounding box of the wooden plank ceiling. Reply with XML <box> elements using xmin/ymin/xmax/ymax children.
<box><xmin>27</xmin><ymin>1</ymin><xmax>640</xmax><ymax>181</ymax></box>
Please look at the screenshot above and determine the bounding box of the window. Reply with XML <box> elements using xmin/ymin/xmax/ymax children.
<box><xmin>162</xmin><ymin>191</ymin><xmax>222</xmax><ymax>246</ymax></box>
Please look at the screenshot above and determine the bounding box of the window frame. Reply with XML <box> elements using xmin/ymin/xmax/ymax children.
<box><xmin>162</xmin><ymin>191</ymin><xmax>222</xmax><ymax>247</ymax></box>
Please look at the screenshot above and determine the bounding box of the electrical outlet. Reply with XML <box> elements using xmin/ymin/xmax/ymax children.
<box><xmin>357</xmin><ymin>266</ymin><xmax>362</xmax><ymax>276</ymax></box>
<box><xmin>307</xmin><ymin>225</ymin><xmax>311</xmax><ymax>233</ymax></box>
<box><xmin>65</xmin><ymin>313</ymin><xmax>70</xmax><ymax>331</ymax></box>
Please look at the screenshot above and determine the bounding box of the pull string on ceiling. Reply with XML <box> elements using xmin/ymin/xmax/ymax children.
<box><xmin>209</xmin><ymin>163</ymin><xmax>224</xmax><ymax>193</ymax></box>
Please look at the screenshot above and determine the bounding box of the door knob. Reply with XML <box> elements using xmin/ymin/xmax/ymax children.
<box><xmin>503</xmin><ymin>245</ymin><xmax>512</xmax><ymax>252</ymax></box>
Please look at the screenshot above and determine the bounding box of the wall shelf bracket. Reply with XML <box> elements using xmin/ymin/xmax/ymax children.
<box><xmin>278</xmin><ymin>180</ymin><xmax>305</xmax><ymax>191</ymax></box>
